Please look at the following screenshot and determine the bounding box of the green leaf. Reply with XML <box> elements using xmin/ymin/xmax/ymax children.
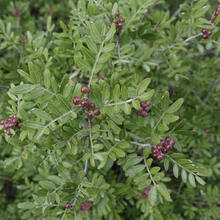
<box><xmin>102</xmin><ymin>43</ymin><xmax>115</xmax><ymax>53</ymax></box>
<box><xmin>149</xmin><ymin>185</ymin><xmax>157</xmax><ymax>206</ymax></box>
<box><xmin>10</xmin><ymin>84</ymin><xmax>35</xmax><ymax>95</ymax></box>
<box><xmin>44</xmin><ymin>69</ymin><xmax>51</xmax><ymax>89</ymax></box>
<box><xmin>39</xmin><ymin>180</ymin><xmax>56</xmax><ymax>190</ymax></box>
<box><xmin>137</xmin><ymin>78</ymin><xmax>151</xmax><ymax>95</ymax></box>
<box><xmin>121</xmin><ymin>103</ymin><xmax>131</xmax><ymax>115</ymax></box>
<box><xmin>173</xmin><ymin>164</ymin><xmax>179</xmax><ymax>178</ymax></box>
<box><xmin>195</xmin><ymin>176</ymin><xmax>206</xmax><ymax>185</ymax></box>
<box><xmin>167</xmin><ymin>98</ymin><xmax>184</xmax><ymax>114</ymax></box>
<box><xmin>189</xmin><ymin>174</ymin><xmax>196</xmax><ymax>187</ymax></box>
<box><xmin>163</xmin><ymin>114</ymin><xmax>179</xmax><ymax>124</ymax></box>
<box><xmin>17</xmin><ymin>69</ymin><xmax>33</xmax><ymax>83</ymax></box>
<box><xmin>105</xmin><ymin>24</ymin><xmax>116</xmax><ymax>41</ymax></box>
<box><xmin>132</xmin><ymin>100</ymin><xmax>140</xmax><ymax>110</ymax></box>
<box><xmin>112</xmin><ymin>3</ymin><xmax>118</xmax><ymax>16</ymax></box>
<box><xmin>181</xmin><ymin>169</ymin><xmax>187</xmax><ymax>183</ymax></box>
<box><xmin>157</xmin><ymin>183</ymin><xmax>172</xmax><ymax>202</ymax></box>
<box><xmin>33</xmin><ymin>109</ymin><xmax>52</xmax><ymax>121</ymax></box>
<box><xmin>88</xmin><ymin>22</ymin><xmax>102</xmax><ymax>43</ymax></box>
<box><xmin>150</xmin><ymin>166</ymin><xmax>160</xmax><ymax>174</ymax></box>
<box><xmin>24</xmin><ymin>121</ymin><xmax>44</xmax><ymax>129</ymax></box>
<box><xmin>18</xmin><ymin>202</ymin><xmax>35</xmax><ymax>209</ymax></box>
<box><xmin>139</xmin><ymin>89</ymin><xmax>154</xmax><ymax>101</ymax></box>
<box><xmin>48</xmin><ymin>175</ymin><xmax>64</xmax><ymax>185</ymax></box>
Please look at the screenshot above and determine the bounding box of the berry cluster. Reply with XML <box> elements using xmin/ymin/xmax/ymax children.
<box><xmin>80</xmin><ymin>202</ymin><xmax>92</xmax><ymax>213</ymax></box>
<box><xmin>137</xmin><ymin>101</ymin><xmax>151</xmax><ymax>117</ymax></box>
<box><xmin>13</xmin><ymin>8</ymin><xmax>22</xmax><ymax>17</ymax></box>
<box><xmin>202</xmin><ymin>29</ymin><xmax>212</xmax><ymax>39</ymax></box>
<box><xmin>141</xmin><ymin>184</ymin><xmax>152</xmax><ymax>198</ymax></box>
<box><xmin>151</xmin><ymin>136</ymin><xmax>175</xmax><ymax>161</ymax></box>
<box><xmin>109</xmin><ymin>11</ymin><xmax>125</xmax><ymax>30</ymax></box>
<box><xmin>210</xmin><ymin>7</ymin><xmax>220</xmax><ymax>23</ymax></box>
<box><xmin>73</xmin><ymin>86</ymin><xmax>101</xmax><ymax>119</ymax></box>
<box><xmin>0</xmin><ymin>114</ymin><xmax>19</xmax><ymax>136</ymax></box>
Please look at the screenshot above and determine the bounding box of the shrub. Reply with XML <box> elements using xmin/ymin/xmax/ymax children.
<box><xmin>0</xmin><ymin>0</ymin><xmax>220</xmax><ymax>219</ymax></box>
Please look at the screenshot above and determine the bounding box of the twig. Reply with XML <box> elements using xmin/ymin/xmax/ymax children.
<box><xmin>99</xmin><ymin>136</ymin><xmax>152</xmax><ymax>148</ymax></box>
<box><xmin>144</xmin><ymin>157</ymin><xmax>156</xmax><ymax>185</ymax></box>
<box><xmin>171</xmin><ymin>1</ymin><xmax>186</xmax><ymax>19</ymax></box>
<box><xmin>154</xmin><ymin>33</ymin><xmax>202</xmax><ymax>52</ymax></box>
<box><xmin>204</xmin><ymin>76</ymin><xmax>220</xmax><ymax>103</ymax></box>
<box><xmin>0</xmin><ymin>85</ymin><xmax>9</xmax><ymax>90</ymax></box>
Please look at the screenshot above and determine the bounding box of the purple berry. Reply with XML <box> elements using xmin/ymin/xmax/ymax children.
<box><xmin>94</xmin><ymin>108</ymin><xmax>101</xmax><ymax>116</ymax></box>
<box><xmin>157</xmin><ymin>154</ymin><xmax>164</xmax><ymax>161</ymax></box>
<box><xmin>87</xmin><ymin>111</ymin><xmax>93</xmax><ymax>119</ymax></box>
<box><xmin>73</xmin><ymin>96</ymin><xmax>81</xmax><ymax>105</ymax></box>
<box><xmin>115</xmin><ymin>11</ymin><xmax>120</xmax><ymax>17</ymax></box>
<box><xmin>65</xmin><ymin>202</ymin><xmax>71</xmax><ymax>209</ymax></box>
<box><xmin>81</xmin><ymin>99</ymin><xmax>88</xmax><ymax>107</ymax></box>
<box><xmin>81</xmin><ymin>86</ymin><xmax>90</xmax><ymax>94</ymax></box>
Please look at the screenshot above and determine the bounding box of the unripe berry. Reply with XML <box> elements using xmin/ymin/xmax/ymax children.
<box><xmin>157</xmin><ymin>154</ymin><xmax>164</xmax><ymax>161</ymax></box>
<box><xmin>99</xmin><ymin>73</ymin><xmax>105</xmax><ymax>80</ymax></box>
<box><xmin>65</xmin><ymin>202</ymin><xmax>71</xmax><ymax>209</ymax></box>
<box><xmin>115</xmin><ymin>11</ymin><xmax>120</xmax><ymax>17</ymax></box>
<box><xmin>81</xmin><ymin>99</ymin><xmax>88</xmax><ymax>107</ymax></box>
<box><xmin>81</xmin><ymin>86</ymin><xmax>90</xmax><ymax>94</ymax></box>
<box><xmin>80</xmin><ymin>202</ymin><xmax>92</xmax><ymax>213</ymax></box>
<box><xmin>87</xmin><ymin>111</ymin><xmax>93</xmax><ymax>119</ymax></box>
<box><xmin>94</xmin><ymin>108</ymin><xmax>101</xmax><ymax>115</ymax></box>
<box><xmin>146</xmin><ymin>101</ymin><xmax>151</xmax><ymax>106</ymax></box>
<box><xmin>73</xmin><ymin>96</ymin><xmax>80</xmax><ymax>105</ymax></box>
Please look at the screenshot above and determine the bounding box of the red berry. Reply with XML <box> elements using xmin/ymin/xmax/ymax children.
<box><xmin>207</xmin><ymin>30</ymin><xmax>212</xmax><ymax>35</ymax></box>
<box><xmin>0</xmin><ymin>120</ymin><xmax>5</xmax><ymax>125</ymax></box>
<box><xmin>12</xmin><ymin>119</ymin><xmax>17</xmax><ymax>124</ymax></box>
<box><xmin>141</xmin><ymin>111</ymin><xmax>148</xmax><ymax>117</ymax></box>
<box><xmin>20</xmin><ymin>146</ymin><xmax>25</xmax><ymax>151</ymax></box>
<box><xmin>119</xmin><ymin>18</ymin><xmax>125</xmax><ymax>23</ymax></box>
<box><xmin>170</xmin><ymin>140</ymin><xmax>175</xmax><ymax>146</ymax></box>
<box><xmin>160</xmin><ymin>139</ymin><xmax>165</xmax><ymax>145</ymax></box>
<box><xmin>81</xmin><ymin>99</ymin><xmax>88</xmax><ymax>107</ymax></box>
<box><xmin>202</xmin><ymin>29</ymin><xmax>208</xmax><ymax>34</ymax></box>
<box><xmin>88</xmin><ymin>103</ymin><xmax>96</xmax><ymax>110</ymax></box>
<box><xmin>73</xmin><ymin>96</ymin><xmax>80</xmax><ymax>105</ymax></box>
<box><xmin>99</xmin><ymin>73</ymin><xmax>105</xmax><ymax>80</ymax></box>
<box><xmin>87</xmin><ymin>111</ymin><xmax>93</xmax><ymax>119</ymax></box>
<box><xmin>215</xmin><ymin>7</ymin><xmax>220</xmax><ymax>16</ymax></box>
<box><xmin>144</xmin><ymin>106</ymin><xmax>151</xmax><ymax>112</ymax></box>
<box><xmin>202</xmin><ymin>34</ymin><xmax>208</xmax><ymax>39</ymax></box>
<box><xmin>94</xmin><ymin>108</ymin><xmax>101</xmax><ymax>115</ymax></box>
<box><xmin>112</xmin><ymin>19</ymin><xmax>117</xmax><ymax>24</ymax></box>
<box><xmin>4</xmin><ymin>123</ymin><xmax>9</xmax><ymax>130</ymax></box>
<box><xmin>166</xmin><ymin>144</ymin><xmax>172</xmax><ymax>152</ymax></box>
<box><xmin>115</xmin><ymin>11</ymin><xmax>120</xmax><ymax>17</ymax></box>
<box><xmin>6</xmin><ymin>130</ymin><xmax>11</xmax><ymax>136</ymax></box>
<box><xmin>152</xmin><ymin>147</ymin><xmax>159</xmax><ymax>155</ymax></box>
<box><xmin>80</xmin><ymin>202</ymin><xmax>92</xmax><ymax>213</ymax></box>
<box><xmin>140</xmin><ymin>102</ymin><xmax>147</xmax><ymax>108</ymax></box>
<box><xmin>8</xmin><ymin>123</ymin><xmax>14</xmax><ymax>128</ymax></box>
<box><xmin>157</xmin><ymin>154</ymin><xmax>164</xmax><ymax>161</ymax></box>
<box><xmin>165</xmin><ymin>136</ymin><xmax>171</xmax><ymax>143</ymax></box>
<box><xmin>65</xmin><ymin>202</ymin><xmax>71</xmax><ymax>209</ymax></box>
<box><xmin>146</xmin><ymin>101</ymin><xmax>151</xmax><ymax>106</ymax></box>
<box><xmin>117</xmin><ymin>23</ymin><xmax>123</xmax><ymax>28</ymax></box>
<box><xmin>156</xmin><ymin>144</ymin><xmax>163</xmax><ymax>151</ymax></box>
<box><xmin>210</xmin><ymin>18</ymin><xmax>215</xmax><ymax>23</ymax></box>
<box><xmin>81</xmin><ymin>86</ymin><xmax>90</xmax><ymax>94</ymax></box>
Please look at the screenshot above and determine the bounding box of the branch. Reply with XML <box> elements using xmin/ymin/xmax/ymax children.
<box><xmin>154</xmin><ymin>33</ymin><xmax>202</xmax><ymax>52</ymax></box>
<box><xmin>0</xmin><ymin>85</ymin><xmax>9</xmax><ymax>90</ymax></box>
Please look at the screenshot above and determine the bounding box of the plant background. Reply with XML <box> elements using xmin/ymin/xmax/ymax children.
<box><xmin>0</xmin><ymin>0</ymin><xmax>220</xmax><ymax>219</ymax></box>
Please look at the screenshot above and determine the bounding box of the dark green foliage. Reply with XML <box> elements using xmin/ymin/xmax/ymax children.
<box><xmin>0</xmin><ymin>0</ymin><xmax>220</xmax><ymax>219</ymax></box>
